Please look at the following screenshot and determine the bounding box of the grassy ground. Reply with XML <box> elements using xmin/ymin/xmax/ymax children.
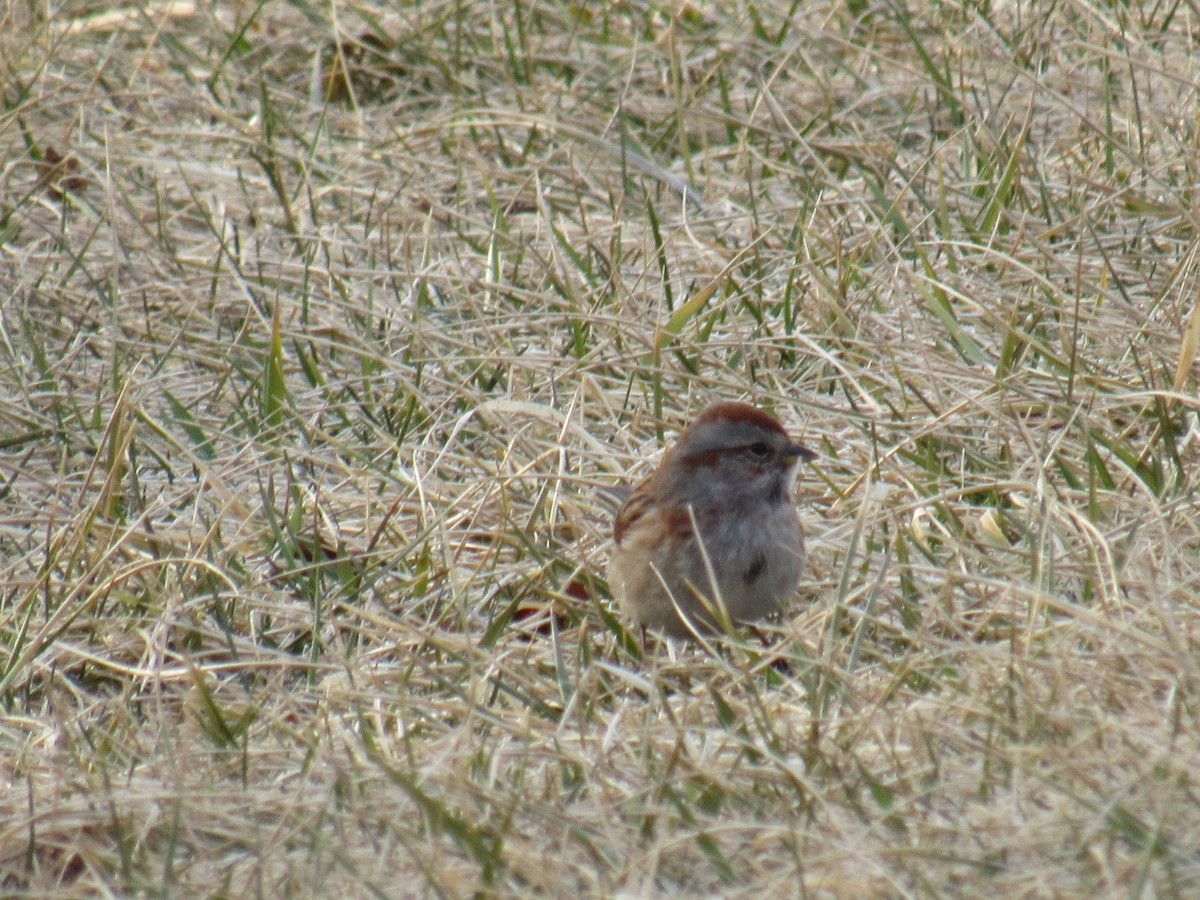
<box><xmin>2</xmin><ymin>0</ymin><xmax>1199</xmax><ymax>895</ymax></box>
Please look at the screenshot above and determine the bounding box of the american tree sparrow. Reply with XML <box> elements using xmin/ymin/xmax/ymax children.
<box><xmin>607</xmin><ymin>401</ymin><xmax>815</xmax><ymax>638</ymax></box>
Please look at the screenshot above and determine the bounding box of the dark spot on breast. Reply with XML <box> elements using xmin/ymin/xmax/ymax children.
<box><xmin>743</xmin><ymin>551</ymin><xmax>767</xmax><ymax>585</ymax></box>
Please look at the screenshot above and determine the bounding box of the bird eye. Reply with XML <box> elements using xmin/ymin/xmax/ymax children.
<box><xmin>748</xmin><ymin>441</ymin><xmax>771</xmax><ymax>458</ymax></box>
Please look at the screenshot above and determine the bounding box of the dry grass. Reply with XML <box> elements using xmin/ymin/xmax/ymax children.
<box><xmin>2</xmin><ymin>0</ymin><xmax>1199</xmax><ymax>895</ymax></box>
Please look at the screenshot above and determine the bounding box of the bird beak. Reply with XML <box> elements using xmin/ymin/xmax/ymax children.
<box><xmin>784</xmin><ymin>442</ymin><xmax>817</xmax><ymax>463</ymax></box>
